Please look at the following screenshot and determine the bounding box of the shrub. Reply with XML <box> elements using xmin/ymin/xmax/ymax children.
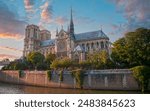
<box><xmin>71</xmin><ymin>69</ymin><xmax>85</xmax><ymax>89</ymax></box>
<box><xmin>131</xmin><ymin>66</ymin><xmax>150</xmax><ymax>93</ymax></box>
<box><xmin>18</xmin><ymin>70</ymin><xmax>24</xmax><ymax>78</ymax></box>
<box><xmin>47</xmin><ymin>70</ymin><xmax>52</xmax><ymax>81</ymax></box>
<box><xmin>59</xmin><ymin>70</ymin><xmax>63</xmax><ymax>82</ymax></box>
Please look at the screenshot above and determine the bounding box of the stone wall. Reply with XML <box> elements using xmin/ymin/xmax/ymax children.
<box><xmin>0</xmin><ymin>69</ymin><xmax>142</xmax><ymax>90</ymax></box>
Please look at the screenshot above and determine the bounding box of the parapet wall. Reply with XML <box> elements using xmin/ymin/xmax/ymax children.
<box><xmin>0</xmin><ymin>69</ymin><xmax>143</xmax><ymax>90</ymax></box>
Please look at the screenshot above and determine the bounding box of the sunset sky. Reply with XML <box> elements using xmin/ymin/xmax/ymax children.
<box><xmin>0</xmin><ymin>0</ymin><xmax>150</xmax><ymax>61</ymax></box>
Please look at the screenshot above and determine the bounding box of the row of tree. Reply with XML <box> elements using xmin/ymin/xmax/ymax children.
<box><xmin>2</xmin><ymin>52</ymin><xmax>56</xmax><ymax>70</ymax></box>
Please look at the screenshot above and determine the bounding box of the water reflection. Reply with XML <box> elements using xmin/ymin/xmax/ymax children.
<box><xmin>0</xmin><ymin>82</ymin><xmax>141</xmax><ymax>94</ymax></box>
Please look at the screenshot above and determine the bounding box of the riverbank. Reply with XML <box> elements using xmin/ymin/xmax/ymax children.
<box><xmin>0</xmin><ymin>69</ymin><xmax>145</xmax><ymax>91</ymax></box>
<box><xmin>0</xmin><ymin>82</ymin><xmax>143</xmax><ymax>94</ymax></box>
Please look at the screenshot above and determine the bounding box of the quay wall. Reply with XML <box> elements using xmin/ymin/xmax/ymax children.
<box><xmin>0</xmin><ymin>69</ymin><xmax>148</xmax><ymax>90</ymax></box>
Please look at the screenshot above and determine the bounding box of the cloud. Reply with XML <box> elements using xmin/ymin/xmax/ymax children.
<box><xmin>0</xmin><ymin>54</ymin><xmax>18</xmax><ymax>60</ymax></box>
<box><xmin>24</xmin><ymin>0</ymin><xmax>34</xmax><ymax>13</ymax></box>
<box><xmin>40</xmin><ymin>1</ymin><xmax>53</xmax><ymax>23</ymax></box>
<box><xmin>0</xmin><ymin>33</ymin><xmax>23</xmax><ymax>40</ymax></box>
<box><xmin>0</xmin><ymin>46</ymin><xmax>23</xmax><ymax>52</ymax></box>
<box><xmin>0</xmin><ymin>1</ymin><xmax>26</xmax><ymax>40</ymax></box>
<box><xmin>75</xmin><ymin>16</ymin><xmax>95</xmax><ymax>25</ymax></box>
<box><xmin>55</xmin><ymin>17</ymin><xmax>68</xmax><ymax>25</ymax></box>
<box><xmin>110</xmin><ymin>0</ymin><xmax>150</xmax><ymax>32</ymax></box>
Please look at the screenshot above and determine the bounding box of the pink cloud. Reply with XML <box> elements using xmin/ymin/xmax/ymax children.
<box><xmin>0</xmin><ymin>33</ymin><xmax>23</xmax><ymax>40</ymax></box>
<box><xmin>24</xmin><ymin>0</ymin><xmax>34</xmax><ymax>13</ymax></box>
<box><xmin>0</xmin><ymin>54</ymin><xmax>18</xmax><ymax>61</ymax></box>
<box><xmin>110</xmin><ymin>0</ymin><xmax>150</xmax><ymax>31</ymax></box>
<box><xmin>0</xmin><ymin>46</ymin><xmax>23</xmax><ymax>52</ymax></box>
<box><xmin>55</xmin><ymin>17</ymin><xmax>68</xmax><ymax>25</ymax></box>
<box><xmin>40</xmin><ymin>1</ymin><xmax>52</xmax><ymax>23</ymax></box>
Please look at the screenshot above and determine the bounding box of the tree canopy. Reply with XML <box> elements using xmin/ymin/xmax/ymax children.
<box><xmin>131</xmin><ymin>66</ymin><xmax>150</xmax><ymax>92</ymax></box>
<box><xmin>27</xmin><ymin>52</ymin><xmax>45</xmax><ymax>70</ymax></box>
<box><xmin>87</xmin><ymin>50</ymin><xmax>115</xmax><ymax>69</ymax></box>
<box><xmin>112</xmin><ymin>28</ymin><xmax>150</xmax><ymax>68</ymax></box>
<box><xmin>45</xmin><ymin>53</ymin><xmax>56</xmax><ymax>69</ymax></box>
<box><xmin>50</xmin><ymin>57</ymin><xmax>73</xmax><ymax>69</ymax></box>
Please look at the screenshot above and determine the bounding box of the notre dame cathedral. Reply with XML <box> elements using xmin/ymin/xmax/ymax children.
<box><xmin>23</xmin><ymin>9</ymin><xmax>110</xmax><ymax>62</ymax></box>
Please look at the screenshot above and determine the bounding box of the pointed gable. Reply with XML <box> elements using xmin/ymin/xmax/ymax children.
<box><xmin>57</xmin><ymin>29</ymin><xmax>68</xmax><ymax>38</ymax></box>
<box><xmin>74</xmin><ymin>45</ymin><xmax>84</xmax><ymax>52</ymax></box>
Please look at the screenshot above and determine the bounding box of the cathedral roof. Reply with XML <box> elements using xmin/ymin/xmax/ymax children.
<box><xmin>75</xmin><ymin>30</ymin><xmax>109</xmax><ymax>41</ymax></box>
<box><xmin>40</xmin><ymin>39</ymin><xmax>55</xmax><ymax>47</ymax></box>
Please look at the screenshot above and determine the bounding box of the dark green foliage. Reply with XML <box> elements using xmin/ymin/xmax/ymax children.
<box><xmin>47</xmin><ymin>70</ymin><xmax>52</xmax><ymax>80</ymax></box>
<box><xmin>27</xmin><ymin>52</ymin><xmax>45</xmax><ymax>70</ymax></box>
<box><xmin>87</xmin><ymin>50</ymin><xmax>115</xmax><ymax>69</ymax></box>
<box><xmin>112</xmin><ymin>28</ymin><xmax>150</xmax><ymax>68</ymax></box>
<box><xmin>79</xmin><ymin>61</ymin><xmax>91</xmax><ymax>69</ymax></box>
<box><xmin>50</xmin><ymin>57</ymin><xmax>73</xmax><ymax>69</ymax></box>
<box><xmin>131</xmin><ymin>66</ymin><xmax>150</xmax><ymax>93</ymax></box>
<box><xmin>18</xmin><ymin>70</ymin><xmax>24</xmax><ymax>78</ymax></box>
<box><xmin>59</xmin><ymin>70</ymin><xmax>63</xmax><ymax>82</ymax></box>
<box><xmin>71</xmin><ymin>69</ymin><xmax>85</xmax><ymax>88</ymax></box>
<box><xmin>45</xmin><ymin>53</ymin><xmax>56</xmax><ymax>69</ymax></box>
<box><xmin>2</xmin><ymin>60</ymin><xmax>28</xmax><ymax>70</ymax></box>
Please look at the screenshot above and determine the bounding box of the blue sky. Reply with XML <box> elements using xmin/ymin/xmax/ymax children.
<box><xmin>0</xmin><ymin>0</ymin><xmax>150</xmax><ymax>61</ymax></box>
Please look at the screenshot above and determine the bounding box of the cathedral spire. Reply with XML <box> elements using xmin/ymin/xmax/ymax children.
<box><xmin>67</xmin><ymin>25</ymin><xmax>70</xmax><ymax>32</ymax></box>
<box><xmin>56</xmin><ymin>28</ymin><xmax>59</xmax><ymax>36</ymax></box>
<box><xmin>70</xmin><ymin>7</ymin><xmax>75</xmax><ymax>39</ymax></box>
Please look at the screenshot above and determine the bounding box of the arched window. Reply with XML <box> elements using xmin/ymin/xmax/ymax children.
<box><xmin>105</xmin><ymin>41</ymin><xmax>108</xmax><ymax>49</ymax></box>
<box><xmin>82</xmin><ymin>44</ymin><xmax>85</xmax><ymax>50</ymax></box>
<box><xmin>86</xmin><ymin>43</ymin><xmax>89</xmax><ymax>51</ymax></box>
<box><xmin>91</xmin><ymin>43</ymin><xmax>94</xmax><ymax>49</ymax></box>
<box><xmin>97</xmin><ymin>42</ymin><xmax>99</xmax><ymax>48</ymax></box>
<box><xmin>101</xmin><ymin>41</ymin><xmax>104</xmax><ymax>49</ymax></box>
<box><xmin>74</xmin><ymin>54</ymin><xmax>79</xmax><ymax>63</ymax></box>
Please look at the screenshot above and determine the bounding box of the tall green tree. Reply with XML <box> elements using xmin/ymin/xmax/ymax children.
<box><xmin>88</xmin><ymin>50</ymin><xmax>114</xmax><ymax>69</ymax></box>
<box><xmin>112</xmin><ymin>28</ymin><xmax>150</xmax><ymax>68</ymax></box>
<box><xmin>50</xmin><ymin>57</ymin><xmax>73</xmax><ymax>70</ymax></box>
<box><xmin>27</xmin><ymin>52</ymin><xmax>45</xmax><ymax>70</ymax></box>
<box><xmin>131</xmin><ymin>66</ymin><xmax>150</xmax><ymax>93</ymax></box>
<box><xmin>45</xmin><ymin>53</ymin><xmax>56</xmax><ymax>69</ymax></box>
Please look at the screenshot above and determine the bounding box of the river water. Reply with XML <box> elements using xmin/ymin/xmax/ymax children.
<box><xmin>0</xmin><ymin>82</ymin><xmax>142</xmax><ymax>94</ymax></box>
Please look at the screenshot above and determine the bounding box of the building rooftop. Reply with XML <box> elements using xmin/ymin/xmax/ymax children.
<box><xmin>40</xmin><ymin>39</ymin><xmax>55</xmax><ymax>47</ymax></box>
<box><xmin>75</xmin><ymin>30</ymin><xmax>109</xmax><ymax>41</ymax></box>
<box><xmin>40</xmin><ymin>30</ymin><xmax>109</xmax><ymax>47</ymax></box>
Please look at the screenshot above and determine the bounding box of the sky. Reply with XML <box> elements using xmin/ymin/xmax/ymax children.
<box><xmin>0</xmin><ymin>0</ymin><xmax>150</xmax><ymax>61</ymax></box>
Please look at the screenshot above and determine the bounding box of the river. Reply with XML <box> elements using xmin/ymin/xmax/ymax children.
<box><xmin>0</xmin><ymin>82</ymin><xmax>142</xmax><ymax>94</ymax></box>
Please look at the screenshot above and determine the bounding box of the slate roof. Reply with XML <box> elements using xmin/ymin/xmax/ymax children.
<box><xmin>40</xmin><ymin>30</ymin><xmax>109</xmax><ymax>47</ymax></box>
<box><xmin>40</xmin><ymin>39</ymin><xmax>55</xmax><ymax>47</ymax></box>
<box><xmin>75</xmin><ymin>30</ymin><xmax>108</xmax><ymax>41</ymax></box>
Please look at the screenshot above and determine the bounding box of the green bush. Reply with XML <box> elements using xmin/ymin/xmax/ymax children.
<box><xmin>131</xmin><ymin>66</ymin><xmax>150</xmax><ymax>93</ymax></box>
<box><xmin>18</xmin><ymin>70</ymin><xmax>24</xmax><ymax>78</ymax></box>
<box><xmin>59</xmin><ymin>70</ymin><xmax>63</xmax><ymax>82</ymax></box>
<box><xmin>47</xmin><ymin>70</ymin><xmax>52</xmax><ymax>80</ymax></box>
<box><xmin>71</xmin><ymin>69</ymin><xmax>85</xmax><ymax>89</ymax></box>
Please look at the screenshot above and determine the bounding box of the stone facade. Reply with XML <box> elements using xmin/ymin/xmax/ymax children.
<box><xmin>23</xmin><ymin>9</ymin><xmax>110</xmax><ymax>61</ymax></box>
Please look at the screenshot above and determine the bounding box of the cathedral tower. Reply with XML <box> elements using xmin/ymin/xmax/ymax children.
<box><xmin>23</xmin><ymin>25</ymin><xmax>40</xmax><ymax>57</ymax></box>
